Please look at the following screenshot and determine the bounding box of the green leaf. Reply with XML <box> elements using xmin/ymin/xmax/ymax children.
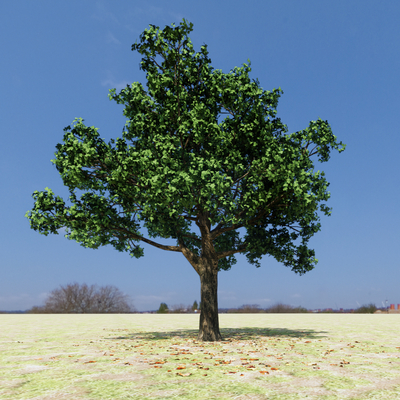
<box><xmin>26</xmin><ymin>18</ymin><xmax>345</xmax><ymax>277</ymax></box>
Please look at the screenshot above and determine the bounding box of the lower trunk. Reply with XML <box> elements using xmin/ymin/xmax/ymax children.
<box><xmin>198</xmin><ymin>267</ymin><xmax>222</xmax><ymax>341</ymax></box>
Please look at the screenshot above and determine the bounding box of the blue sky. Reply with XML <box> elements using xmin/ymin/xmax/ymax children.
<box><xmin>1</xmin><ymin>1</ymin><xmax>399</xmax><ymax>312</ymax></box>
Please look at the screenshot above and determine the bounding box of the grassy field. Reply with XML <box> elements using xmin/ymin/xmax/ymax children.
<box><xmin>1</xmin><ymin>314</ymin><xmax>400</xmax><ymax>399</ymax></box>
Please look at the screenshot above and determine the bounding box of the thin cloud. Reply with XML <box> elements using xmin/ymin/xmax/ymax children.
<box><xmin>91</xmin><ymin>1</ymin><xmax>120</xmax><ymax>25</ymax></box>
<box><xmin>132</xmin><ymin>6</ymin><xmax>187</xmax><ymax>25</ymax></box>
<box><xmin>219</xmin><ymin>290</ymin><xmax>237</xmax><ymax>301</ymax></box>
<box><xmin>132</xmin><ymin>293</ymin><xmax>177</xmax><ymax>307</ymax></box>
<box><xmin>101</xmin><ymin>79</ymin><xmax>131</xmax><ymax>93</ymax></box>
<box><xmin>254</xmin><ymin>298</ymin><xmax>272</xmax><ymax>303</ymax></box>
<box><xmin>101</xmin><ymin>71</ymin><xmax>131</xmax><ymax>92</ymax></box>
<box><xmin>129</xmin><ymin>6</ymin><xmax>164</xmax><ymax>20</ymax></box>
<box><xmin>0</xmin><ymin>292</ymin><xmax>49</xmax><ymax>310</ymax></box>
<box><xmin>57</xmin><ymin>227</ymin><xmax>67</xmax><ymax>234</ymax></box>
<box><xmin>106</xmin><ymin>31</ymin><xmax>121</xmax><ymax>45</ymax></box>
<box><xmin>121</xmin><ymin>7</ymin><xmax>190</xmax><ymax>34</ymax></box>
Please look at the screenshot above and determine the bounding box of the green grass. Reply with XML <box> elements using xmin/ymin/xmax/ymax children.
<box><xmin>1</xmin><ymin>314</ymin><xmax>400</xmax><ymax>399</ymax></box>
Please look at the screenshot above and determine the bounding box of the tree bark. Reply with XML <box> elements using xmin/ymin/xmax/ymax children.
<box><xmin>198</xmin><ymin>266</ymin><xmax>222</xmax><ymax>341</ymax></box>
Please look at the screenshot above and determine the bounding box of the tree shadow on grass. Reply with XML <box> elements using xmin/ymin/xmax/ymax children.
<box><xmin>105</xmin><ymin>327</ymin><xmax>328</xmax><ymax>342</ymax></box>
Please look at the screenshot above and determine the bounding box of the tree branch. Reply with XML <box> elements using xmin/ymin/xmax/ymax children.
<box><xmin>216</xmin><ymin>243</ymin><xmax>248</xmax><ymax>259</ymax></box>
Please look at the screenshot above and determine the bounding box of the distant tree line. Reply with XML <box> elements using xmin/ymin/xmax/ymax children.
<box><xmin>227</xmin><ymin>303</ymin><xmax>309</xmax><ymax>313</ymax></box>
<box><xmin>153</xmin><ymin>302</ymin><xmax>382</xmax><ymax>314</ymax></box>
<box><xmin>231</xmin><ymin>302</ymin><xmax>381</xmax><ymax>314</ymax></box>
<box><xmin>0</xmin><ymin>284</ymin><xmax>382</xmax><ymax>314</ymax></box>
<box><xmin>156</xmin><ymin>300</ymin><xmax>200</xmax><ymax>313</ymax></box>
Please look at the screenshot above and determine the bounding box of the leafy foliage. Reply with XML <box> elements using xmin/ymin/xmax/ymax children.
<box><xmin>25</xmin><ymin>19</ymin><xmax>345</xmax><ymax>290</ymax></box>
<box><xmin>192</xmin><ymin>300</ymin><xmax>199</xmax><ymax>311</ymax></box>
<box><xmin>353</xmin><ymin>303</ymin><xmax>378</xmax><ymax>314</ymax></box>
<box><xmin>157</xmin><ymin>302</ymin><xmax>169</xmax><ymax>313</ymax></box>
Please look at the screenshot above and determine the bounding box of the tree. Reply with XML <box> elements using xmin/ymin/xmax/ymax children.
<box><xmin>192</xmin><ymin>300</ymin><xmax>199</xmax><ymax>311</ymax></box>
<box><xmin>25</xmin><ymin>19</ymin><xmax>345</xmax><ymax>340</ymax></box>
<box><xmin>236</xmin><ymin>304</ymin><xmax>263</xmax><ymax>313</ymax></box>
<box><xmin>169</xmin><ymin>303</ymin><xmax>187</xmax><ymax>313</ymax></box>
<box><xmin>157</xmin><ymin>302</ymin><xmax>169</xmax><ymax>313</ymax></box>
<box><xmin>26</xmin><ymin>282</ymin><xmax>136</xmax><ymax>313</ymax></box>
<box><xmin>353</xmin><ymin>303</ymin><xmax>377</xmax><ymax>314</ymax></box>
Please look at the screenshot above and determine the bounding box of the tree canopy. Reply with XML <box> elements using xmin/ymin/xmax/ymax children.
<box><xmin>26</xmin><ymin>19</ymin><xmax>345</xmax><ymax>340</ymax></box>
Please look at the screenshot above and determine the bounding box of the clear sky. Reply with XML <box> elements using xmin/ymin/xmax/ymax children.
<box><xmin>1</xmin><ymin>0</ymin><xmax>399</xmax><ymax>312</ymax></box>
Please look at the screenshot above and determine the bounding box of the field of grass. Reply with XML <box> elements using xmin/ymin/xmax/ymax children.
<box><xmin>1</xmin><ymin>313</ymin><xmax>400</xmax><ymax>399</ymax></box>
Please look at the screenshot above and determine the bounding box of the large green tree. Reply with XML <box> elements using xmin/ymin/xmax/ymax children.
<box><xmin>25</xmin><ymin>19</ymin><xmax>345</xmax><ymax>341</ymax></box>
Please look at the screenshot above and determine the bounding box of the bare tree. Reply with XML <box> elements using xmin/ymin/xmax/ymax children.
<box><xmin>169</xmin><ymin>303</ymin><xmax>187</xmax><ymax>313</ymax></box>
<box><xmin>44</xmin><ymin>282</ymin><xmax>97</xmax><ymax>313</ymax></box>
<box><xmin>227</xmin><ymin>304</ymin><xmax>263</xmax><ymax>313</ymax></box>
<box><xmin>26</xmin><ymin>305</ymin><xmax>51</xmax><ymax>314</ymax></box>
<box><xmin>92</xmin><ymin>284</ymin><xmax>136</xmax><ymax>313</ymax></box>
<box><xmin>27</xmin><ymin>282</ymin><xmax>137</xmax><ymax>313</ymax></box>
<box><xmin>264</xmin><ymin>302</ymin><xmax>309</xmax><ymax>313</ymax></box>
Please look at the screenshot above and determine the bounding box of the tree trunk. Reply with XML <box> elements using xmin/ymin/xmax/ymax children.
<box><xmin>198</xmin><ymin>266</ymin><xmax>222</xmax><ymax>341</ymax></box>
